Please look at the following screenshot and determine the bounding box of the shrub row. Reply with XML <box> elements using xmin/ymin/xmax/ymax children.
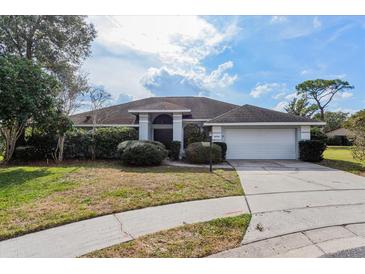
<box><xmin>327</xmin><ymin>136</ymin><xmax>352</xmax><ymax>146</ymax></box>
<box><xmin>13</xmin><ymin>127</ymin><xmax>138</xmax><ymax>161</ymax></box>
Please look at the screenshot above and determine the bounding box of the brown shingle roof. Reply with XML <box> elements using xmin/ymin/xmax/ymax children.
<box><xmin>206</xmin><ymin>104</ymin><xmax>319</xmax><ymax>124</ymax></box>
<box><xmin>70</xmin><ymin>96</ymin><xmax>238</xmax><ymax>125</ymax></box>
<box><xmin>128</xmin><ymin>101</ymin><xmax>190</xmax><ymax>112</ymax></box>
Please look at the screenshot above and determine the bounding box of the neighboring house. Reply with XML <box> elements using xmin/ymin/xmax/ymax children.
<box><xmin>326</xmin><ymin>127</ymin><xmax>353</xmax><ymax>145</ymax></box>
<box><xmin>326</xmin><ymin>127</ymin><xmax>352</xmax><ymax>138</ymax></box>
<box><xmin>70</xmin><ymin>96</ymin><xmax>324</xmax><ymax>160</ymax></box>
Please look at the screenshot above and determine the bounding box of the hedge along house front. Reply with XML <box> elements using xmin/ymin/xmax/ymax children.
<box><xmin>13</xmin><ymin>127</ymin><xmax>138</xmax><ymax>161</ymax></box>
<box><xmin>70</xmin><ymin>97</ymin><xmax>325</xmax><ymax>160</ymax></box>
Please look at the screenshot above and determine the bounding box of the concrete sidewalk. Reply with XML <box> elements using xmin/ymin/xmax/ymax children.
<box><xmin>0</xmin><ymin>196</ymin><xmax>248</xmax><ymax>258</ymax></box>
<box><xmin>210</xmin><ymin>223</ymin><xmax>365</xmax><ymax>258</ymax></box>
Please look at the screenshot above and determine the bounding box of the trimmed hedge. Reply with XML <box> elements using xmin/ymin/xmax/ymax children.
<box><xmin>185</xmin><ymin>142</ymin><xmax>222</xmax><ymax>164</ymax></box>
<box><xmin>214</xmin><ymin>142</ymin><xmax>227</xmax><ymax>160</ymax></box>
<box><xmin>169</xmin><ymin>141</ymin><xmax>181</xmax><ymax>160</ymax></box>
<box><xmin>183</xmin><ymin>124</ymin><xmax>207</xmax><ymax>148</ymax></box>
<box><xmin>92</xmin><ymin>127</ymin><xmax>138</xmax><ymax>159</ymax></box>
<box><xmin>13</xmin><ymin>146</ymin><xmax>43</xmax><ymax>161</ymax></box>
<box><xmin>63</xmin><ymin>129</ymin><xmax>93</xmax><ymax>159</ymax></box>
<box><xmin>13</xmin><ymin>132</ymin><xmax>57</xmax><ymax>161</ymax></box>
<box><xmin>327</xmin><ymin>136</ymin><xmax>352</xmax><ymax>146</ymax></box>
<box><xmin>299</xmin><ymin>140</ymin><xmax>327</xmax><ymax>162</ymax></box>
<box><xmin>120</xmin><ymin>140</ymin><xmax>168</xmax><ymax>166</ymax></box>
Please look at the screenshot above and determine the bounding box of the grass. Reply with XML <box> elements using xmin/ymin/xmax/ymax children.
<box><xmin>0</xmin><ymin>161</ymin><xmax>243</xmax><ymax>240</ymax></box>
<box><xmin>320</xmin><ymin>146</ymin><xmax>365</xmax><ymax>175</ymax></box>
<box><xmin>83</xmin><ymin>214</ymin><xmax>251</xmax><ymax>258</ymax></box>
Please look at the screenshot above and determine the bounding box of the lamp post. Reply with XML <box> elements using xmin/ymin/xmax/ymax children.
<box><xmin>209</xmin><ymin>131</ymin><xmax>213</xmax><ymax>172</ymax></box>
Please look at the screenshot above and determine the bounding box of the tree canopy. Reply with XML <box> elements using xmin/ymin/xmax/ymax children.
<box><xmin>0</xmin><ymin>16</ymin><xmax>96</xmax><ymax>69</ymax></box>
<box><xmin>313</xmin><ymin>111</ymin><xmax>349</xmax><ymax>133</ymax></box>
<box><xmin>296</xmin><ymin>79</ymin><xmax>354</xmax><ymax>121</ymax></box>
<box><xmin>285</xmin><ymin>96</ymin><xmax>318</xmax><ymax>118</ymax></box>
<box><xmin>344</xmin><ymin>110</ymin><xmax>365</xmax><ymax>161</ymax></box>
<box><xmin>0</xmin><ymin>55</ymin><xmax>60</xmax><ymax>162</ymax></box>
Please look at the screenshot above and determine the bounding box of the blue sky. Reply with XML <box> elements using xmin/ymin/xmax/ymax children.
<box><xmin>82</xmin><ymin>16</ymin><xmax>365</xmax><ymax>113</ymax></box>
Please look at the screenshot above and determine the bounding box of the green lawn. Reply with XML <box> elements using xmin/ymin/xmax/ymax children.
<box><xmin>0</xmin><ymin>161</ymin><xmax>243</xmax><ymax>240</ymax></box>
<box><xmin>83</xmin><ymin>214</ymin><xmax>251</xmax><ymax>258</ymax></box>
<box><xmin>321</xmin><ymin>146</ymin><xmax>365</xmax><ymax>175</ymax></box>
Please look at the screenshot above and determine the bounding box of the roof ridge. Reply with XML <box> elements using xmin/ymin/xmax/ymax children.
<box><xmin>206</xmin><ymin>104</ymin><xmax>243</xmax><ymax>122</ymax></box>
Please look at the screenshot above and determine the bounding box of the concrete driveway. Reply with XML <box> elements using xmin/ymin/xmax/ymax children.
<box><xmin>230</xmin><ymin>160</ymin><xmax>365</xmax><ymax>245</ymax></box>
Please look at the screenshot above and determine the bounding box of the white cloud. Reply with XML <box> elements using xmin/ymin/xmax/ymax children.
<box><xmin>141</xmin><ymin>61</ymin><xmax>237</xmax><ymax>96</ymax></box>
<box><xmin>250</xmin><ymin>83</ymin><xmax>287</xmax><ymax>98</ymax></box>
<box><xmin>83</xmin><ymin>56</ymin><xmax>154</xmax><ymax>101</ymax></box>
<box><xmin>272</xmin><ymin>101</ymin><xmax>288</xmax><ymax>112</ymax></box>
<box><xmin>88</xmin><ymin>16</ymin><xmax>239</xmax><ymax>101</ymax></box>
<box><xmin>91</xmin><ymin>16</ymin><xmax>238</xmax><ymax>66</ymax></box>
<box><xmin>300</xmin><ymin>69</ymin><xmax>311</xmax><ymax>75</ymax></box>
<box><xmin>313</xmin><ymin>17</ymin><xmax>322</xmax><ymax>29</ymax></box>
<box><xmin>272</xmin><ymin>92</ymin><xmax>286</xmax><ymax>99</ymax></box>
<box><xmin>336</xmin><ymin>91</ymin><xmax>353</xmax><ymax>99</ymax></box>
<box><xmin>331</xmin><ymin>107</ymin><xmax>359</xmax><ymax>114</ymax></box>
<box><xmin>284</xmin><ymin>92</ymin><xmax>297</xmax><ymax>100</ymax></box>
<box><xmin>270</xmin><ymin>16</ymin><xmax>288</xmax><ymax>24</ymax></box>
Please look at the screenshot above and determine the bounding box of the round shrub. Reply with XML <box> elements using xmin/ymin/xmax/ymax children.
<box><xmin>117</xmin><ymin>140</ymin><xmax>166</xmax><ymax>156</ymax></box>
<box><xmin>120</xmin><ymin>141</ymin><xmax>168</xmax><ymax>166</ymax></box>
<box><xmin>169</xmin><ymin>141</ymin><xmax>181</xmax><ymax>160</ymax></box>
<box><xmin>185</xmin><ymin>142</ymin><xmax>222</xmax><ymax>164</ymax></box>
<box><xmin>214</xmin><ymin>142</ymin><xmax>227</xmax><ymax>160</ymax></box>
<box><xmin>299</xmin><ymin>140</ymin><xmax>327</xmax><ymax>162</ymax></box>
<box><xmin>117</xmin><ymin>140</ymin><xmax>136</xmax><ymax>155</ymax></box>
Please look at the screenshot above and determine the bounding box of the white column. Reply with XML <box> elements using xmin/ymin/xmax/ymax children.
<box><xmin>173</xmin><ymin>113</ymin><xmax>183</xmax><ymax>153</ymax></box>
<box><xmin>300</xmin><ymin>126</ymin><xmax>311</xmax><ymax>140</ymax></box>
<box><xmin>212</xmin><ymin>126</ymin><xmax>223</xmax><ymax>142</ymax></box>
<box><xmin>139</xmin><ymin>113</ymin><xmax>150</xmax><ymax>140</ymax></box>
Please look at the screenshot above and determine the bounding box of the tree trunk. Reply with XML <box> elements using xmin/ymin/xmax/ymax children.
<box><xmin>57</xmin><ymin>135</ymin><xmax>65</xmax><ymax>162</ymax></box>
<box><xmin>1</xmin><ymin>127</ymin><xmax>20</xmax><ymax>163</ymax></box>
<box><xmin>319</xmin><ymin>107</ymin><xmax>325</xmax><ymax>121</ymax></box>
<box><xmin>5</xmin><ymin>137</ymin><xmax>17</xmax><ymax>163</ymax></box>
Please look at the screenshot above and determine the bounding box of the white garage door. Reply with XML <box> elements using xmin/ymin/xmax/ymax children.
<box><xmin>225</xmin><ymin>128</ymin><xmax>297</xmax><ymax>159</ymax></box>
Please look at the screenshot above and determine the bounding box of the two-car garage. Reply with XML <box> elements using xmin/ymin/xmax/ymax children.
<box><xmin>205</xmin><ymin>104</ymin><xmax>324</xmax><ymax>160</ymax></box>
<box><xmin>224</xmin><ymin>128</ymin><xmax>297</xmax><ymax>160</ymax></box>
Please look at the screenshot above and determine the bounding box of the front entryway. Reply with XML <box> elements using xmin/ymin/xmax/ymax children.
<box><xmin>154</xmin><ymin>128</ymin><xmax>173</xmax><ymax>148</ymax></box>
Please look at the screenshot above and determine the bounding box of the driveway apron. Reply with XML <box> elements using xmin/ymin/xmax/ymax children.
<box><xmin>229</xmin><ymin>160</ymin><xmax>365</xmax><ymax>244</ymax></box>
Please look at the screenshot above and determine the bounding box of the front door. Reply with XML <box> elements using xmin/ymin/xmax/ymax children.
<box><xmin>154</xmin><ymin>128</ymin><xmax>173</xmax><ymax>149</ymax></box>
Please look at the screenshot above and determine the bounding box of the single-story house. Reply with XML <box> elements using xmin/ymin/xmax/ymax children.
<box><xmin>70</xmin><ymin>96</ymin><xmax>324</xmax><ymax>160</ymax></box>
<box><xmin>326</xmin><ymin>127</ymin><xmax>352</xmax><ymax>139</ymax></box>
<box><xmin>326</xmin><ymin>127</ymin><xmax>354</xmax><ymax>145</ymax></box>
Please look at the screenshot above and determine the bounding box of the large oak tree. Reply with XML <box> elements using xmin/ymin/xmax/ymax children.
<box><xmin>0</xmin><ymin>15</ymin><xmax>96</xmax><ymax>161</ymax></box>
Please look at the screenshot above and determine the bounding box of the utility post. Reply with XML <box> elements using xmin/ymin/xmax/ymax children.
<box><xmin>209</xmin><ymin>131</ymin><xmax>213</xmax><ymax>172</ymax></box>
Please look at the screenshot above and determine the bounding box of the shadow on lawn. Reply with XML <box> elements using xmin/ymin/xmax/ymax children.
<box><xmin>0</xmin><ymin>168</ymin><xmax>52</xmax><ymax>188</ymax></box>
<box><xmin>320</xmin><ymin>159</ymin><xmax>365</xmax><ymax>174</ymax></box>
